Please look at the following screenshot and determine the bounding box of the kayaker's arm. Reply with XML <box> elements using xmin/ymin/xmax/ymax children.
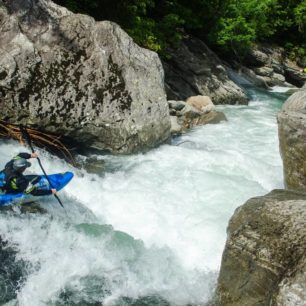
<box><xmin>16</xmin><ymin>152</ymin><xmax>32</xmax><ymax>159</ymax></box>
<box><xmin>24</xmin><ymin>179</ymin><xmax>57</xmax><ymax>196</ymax></box>
<box><xmin>16</xmin><ymin>152</ymin><xmax>38</xmax><ymax>159</ymax></box>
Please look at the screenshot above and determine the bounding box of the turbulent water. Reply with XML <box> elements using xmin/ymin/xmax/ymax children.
<box><xmin>0</xmin><ymin>86</ymin><xmax>288</xmax><ymax>306</ymax></box>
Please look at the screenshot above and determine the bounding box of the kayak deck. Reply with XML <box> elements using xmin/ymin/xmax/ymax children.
<box><xmin>0</xmin><ymin>172</ymin><xmax>74</xmax><ymax>206</ymax></box>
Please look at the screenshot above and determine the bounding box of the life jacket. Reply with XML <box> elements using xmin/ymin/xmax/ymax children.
<box><xmin>0</xmin><ymin>163</ymin><xmax>25</xmax><ymax>193</ymax></box>
<box><xmin>3</xmin><ymin>167</ymin><xmax>19</xmax><ymax>192</ymax></box>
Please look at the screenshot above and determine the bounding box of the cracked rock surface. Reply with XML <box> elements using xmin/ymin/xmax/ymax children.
<box><xmin>215</xmin><ymin>189</ymin><xmax>306</xmax><ymax>306</ymax></box>
<box><xmin>0</xmin><ymin>0</ymin><xmax>170</xmax><ymax>153</ymax></box>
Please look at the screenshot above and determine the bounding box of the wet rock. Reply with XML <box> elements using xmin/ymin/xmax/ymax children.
<box><xmin>167</xmin><ymin>100</ymin><xmax>186</xmax><ymax>111</ymax></box>
<box><xmin>245</xmin><ymin>49</ymin><xmax>270</xmax><ymax>67</ymax></box>
<box><xmin>278</xmin><ymin>87</ymin><xmax>306</xmax><ymax>191</ymax></box>
<box><xmin>0</xmin><ymin>236</ymin><xmax>26</xmax><ymax>304</ymax></box>
<box><xmin>238</xmin><ymin>66</ymin><xmax>270</xmax><ymax>89</ymax></box>
<box><xmin>20</xmin><ymin>201</ymin><xmax>47</xmax><ymax>214</ymax></box>
<box><xmin>0</xmin><ymin>0</ymin><xmax>170</xmax><ymax>154</ymax></box>
<box><xmin>80</xmin><ymin>156</ymin><xmax>106</xmax><ymax>175</ymax></box>
<box><xmin>168</xmin><ymin>95</ymin><xmax>227</xmax><ymax>134</ymax></box>
<box><xmin>215</xmin><ymin>189</ymin><xmax>306</xmax><ymax>306</ymax></box>
<box><xmin>254</xmin><ymin>67</ymin><xmax>274</xmax><ymax>77</ymax></box>
<box><xmin>284</xmin><ymin>67</ymin><xmax>306</xmax><ymax>88</ymax></box>
<box><xmin>162</xmin><ymin>36</ymin><xmax>248</xmax><ymax>105</ymax></box>
<box><xmin>272</xmin><ymin>60</ymin><xmax>285</xmax><ymax>75</ymax></box>
<box><xmin>178</xmin><ymin>106</ymin><xmax>226</xmax><ymax>130</ymax></box>
<box><xmin>0</xmin><ymin>201</ymin><xmax>47</xmax><ymax>214</ymax></box>
<box><xmin>178</xmin><ymin>104</ymin><xmax>202</xmax><ymax>119</ymax></box>
<box><xmin>271</xmin><ymin>73</ymin><xmax>286</xmax><ymax>84</ymax></box>
<box><xmin>170</xmin><ymin>116</ymin><xmax>182</xmax><ymax>135</ymax></box>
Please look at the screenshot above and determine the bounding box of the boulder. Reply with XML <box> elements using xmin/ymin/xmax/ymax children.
<box><xmin>177</xmin><ymin>104</ymin><xmax>201</xmax><ymax>119</ymax></box>
<box><xmin>238</xmin><ymin>66</ymin><xmax>270</xmax><ymax>89</ymax></box>
<box><xmin>272</xmin><ymin>60</ymin><xmax>285</xmax><ymax>75</ymax></box>
<box><xmin>162</xmin><ymin>36</ymin><xmax>248</xmax><ymax>105</ymax></box>
<box><xmin>170</xmin><ymin>115</ymin><xmax>182</xmax><ymax>134</ymax></box>
<box><xmin>186</xmin><ymin>95</ymin><xmax>215</xmax><ymax>114</ymax></box>
<box><xmin>168</xmin><ymin>97</ymin><xmax>226</xmax><ymax>134</ymax></box>
<box><xmin>278</xmin><ymin>88</ymin><xmax>306</xmax><ymax>191</ymax></box>
<box><xmin>284</xmin><ymin>67</ymin><xmax>306</xmax><ymax>88</ymax></box>
<box><xmin>177</xmin><ymin>104</ymin><xmax>226</xmax><ymax>130</ymax></box>
<box><xmin>215</xmin><ymin>189</ymin><xmax>306</xmax><ymax>306</ymax></box>
<box><xmin>271</xmin><ymin>73</ymin><xmax>286</xmax><ymax>84</ymax></box>
<box><xmin>167</xmin><ymin>100</ymin><xmax>186</xmax><ymax>111</ymax></box>
<box><xmin>0</xmin><ymin>0</ymin><xmax>170</xmax><ymax>153</ymax></box>
<box><xmin>254</xmin><ymin>67</ymin><xmax>274</xmax><ymax>77</ymax></box>
<box><xmin>244</xmin><ymin>49</ymin><xmax>270</xmax><ymax>67</ymax></box>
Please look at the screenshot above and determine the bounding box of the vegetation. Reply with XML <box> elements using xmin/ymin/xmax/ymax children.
<box><xmin>54</xmin><ymin>0</ymin><xmax>306</xmax><ymax>61</ymax></box>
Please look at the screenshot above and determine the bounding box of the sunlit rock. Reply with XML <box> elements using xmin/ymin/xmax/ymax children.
<box><xmin>215</xmin><ymin>189</ymin><xmax>306</xmax><ymax>306</ymax></box>
<box><xmin>0</xmin><ymin>0</ymin><xmax>170</xmax><ymax>153</ymax></box>
<box><xmin>278</xmin><ymin>87</ymin><xmax>306</xmax><ymax>191</ymax></box>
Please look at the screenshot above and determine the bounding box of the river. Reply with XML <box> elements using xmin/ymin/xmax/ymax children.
<box><xmin>0</xmin><ymin>85</ymin><xmax>288</xmax><ymax>305</ymax></box>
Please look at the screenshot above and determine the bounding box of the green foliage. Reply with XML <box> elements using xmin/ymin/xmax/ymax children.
<box><xmin>294</xmin><ymin>1</ymin><xmax>306</xmax><ymax>32</ymax></box>
<box><xmin>212</xmin><ymin>16</ymin><xmax>256</xmax><ymax>55</ymax></box>
<box><xmin>209</xmin><ymin>0</ymin><xmax>279</xmax><ymax>55</ymax></box>
<box><xmin>54</xmin><ymin>0</ymin><xmax>306</xmax><ymax>60</ymax></box>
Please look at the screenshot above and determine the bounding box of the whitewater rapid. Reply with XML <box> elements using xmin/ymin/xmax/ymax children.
<box><xmin>0</xmin><ymin>86</ymin><xmax>287</xmax><ymax>305</ymax></box>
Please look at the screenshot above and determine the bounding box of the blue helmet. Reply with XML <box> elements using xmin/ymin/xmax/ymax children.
<box><xmin>13</xmin><ymin>158</ymin><xmax>31</xmax><ymax>172</ymax></box>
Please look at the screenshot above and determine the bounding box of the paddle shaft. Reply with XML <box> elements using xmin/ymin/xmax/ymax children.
<box><xmin>19</xmin><ymin>125</ymin><xmax>65</xmax><ymax>208</ymax></box>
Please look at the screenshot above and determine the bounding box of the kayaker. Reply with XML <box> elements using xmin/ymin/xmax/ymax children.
<box><xmin>0</xmin><ymin>152</ymin><xmax>57</xmax><ymax>195</ymax></box>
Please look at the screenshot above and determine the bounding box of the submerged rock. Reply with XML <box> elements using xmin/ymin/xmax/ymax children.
<box><xmin>215</xmin><ymin>189</ymin><xmax>306</xmax><ymax>306</ymax></box>
<box><xmin>0</xmin><ymin>236</ymin><xmax>27</xmax><ymax>304</ymax></box>
<box><xmin>76</xmin><ymin>155</ymin><xmax>106</xmax><ymax>175</ymax></box>
<box><xmin>278</xmin><ymin>87</ymin><xmax>306</xmax><ymax>191</ymax></box>
<box><xmin>0</xmin><ymin>0</ymin><xmax>170</xmax><ymax>153</ymax></box>
<box><xmin>0</xmin><ymin>202</ymin><xmax>47</xmax><ymax>214</ymax></box>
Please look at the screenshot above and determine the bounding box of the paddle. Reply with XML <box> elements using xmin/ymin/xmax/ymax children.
<box><xmin>19</xmin><ymin>125</ymin><xmax>65</xmax><ymax>209</ymax></box>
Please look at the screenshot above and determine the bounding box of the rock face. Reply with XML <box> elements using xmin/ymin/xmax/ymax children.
<box><xmin>162</xmin><ymin>36</ymin><xmax>248</xmax><ymax>105</ymax></box>
<box><xmin>215</xmin><ymin>189</ymin><xmax>306</xmax><ymax>306</ymax></box>
<box><xmin>278</xmin><ymin>87</ymin><xmax>306</xmax><ymax>190</ymax></box>
<box><xmin>241</xmin><ymin>45</ymin><xmax>306</xmax><ymax>88</ymax></box>
<box><xmin>0</xmin><ymin>0</ymin><xmax>170</xmax><ymax>153</ymax></box>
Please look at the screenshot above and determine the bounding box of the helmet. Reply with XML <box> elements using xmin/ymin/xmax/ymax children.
<box><xmin>13</xmin><ymin>158</ymin><xmax>31</xmax><ymax>172</ymax></box>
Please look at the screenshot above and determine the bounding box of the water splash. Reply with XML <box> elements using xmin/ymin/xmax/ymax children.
<box><xmin>0</xmin><ymin>86</ymin><xmax>285</xmax><ymax>305</ymax></box>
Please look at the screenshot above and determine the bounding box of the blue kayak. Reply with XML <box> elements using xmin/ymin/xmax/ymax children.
<box><xmin>0</xmin><ymin>172</ymin><xmax>74</xmax><ymax>206</ymax></box>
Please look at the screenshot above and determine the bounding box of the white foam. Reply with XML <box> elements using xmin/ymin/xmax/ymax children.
<box><xmin>0</xmin><ymin>87</ymin><xmax>284</xmax><ymax>305</ymax></box>
<box><xmin>270</xmin><ymin>85</ymin><xmax>295</xmax><ymax>93</ymax></box>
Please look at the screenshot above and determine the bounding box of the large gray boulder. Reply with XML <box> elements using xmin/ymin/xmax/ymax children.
<box><xmin>162</xmin><ymin>36</ymin><xmax>248</xmax><ymax>105</ymax></box>
<box><xmin>278</xmin><ymin>87</ymin><xmax>306</xmax><ymax>190</ymax></box>
<box><xmin>0</xmin><ymin>0</ymin><xmax>170</xmax><ymax>153</ymax></box>
<box><xmin>215</xmin><ymin>189</ymin><xmax>306</xmax><ymax>306</ymax></box>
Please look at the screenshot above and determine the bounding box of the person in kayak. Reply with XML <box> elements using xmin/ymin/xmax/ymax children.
<box><xmin>0</xmin><ymin>152</ymin><xmax>57</xmax><ymax>195</ymax></box>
